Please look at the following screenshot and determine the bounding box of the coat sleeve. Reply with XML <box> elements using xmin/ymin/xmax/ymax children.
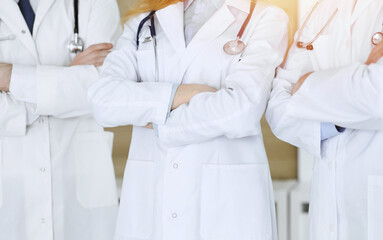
<box><xmin>34</xmin><ymin>0</ymin><xmax>121</xmax><ymax>118</ymax></box>
<box><xmin>0</xmin><ymin>92</ymin><xmax>27</xmax><ymax>136</ymax></box>
<box><xmin>288</xmin><ymin>62</ymin><xmax>383</xmax><ymax>131</ymax></box>
<box><xmin>156</xmin><ymin>8</ymin><xmax>289</xmax><ymax>147</ymax></box>
<box><xmin>87</xmin><ymin>18</ymin><xmax>175</xmax><ymax>128</ymax></box>
<box><xmin>265</xmin><ymin>34</ymin><xmax>322</xmax><ymax>158</ymax></box>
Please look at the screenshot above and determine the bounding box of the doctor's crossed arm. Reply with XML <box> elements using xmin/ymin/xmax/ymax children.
<box><xmin>88</xmin><ymin>19</ymin><xmax>217</xmax><ymax>129</ymax></box>
<box><xmin>286</xmin><ymin>40</ymin><xmax>383</xmax><ymax>133</ymax></box>
<box><xmin>0</xmin><ymin>43</ymin><xmax>113</xmax><ymax>92</ymax></box>
<box><xmin>70</xmin><ymin>43</ymin><xmax>114</xmax><ymax>67</ymax></box>
<box><xmin>292</xmin><ymin>40</ymin><xmax>383</xmax><ymax>94</ymax></box>
<box><xmin>154</xmin><ymin>8</ymin><xmax>289</xmax><ymax>147</ymax></box>
<box><xmin>5</xmin><ymin>0</ymin><xmax>120</xmax><ymax>123</ymax></box>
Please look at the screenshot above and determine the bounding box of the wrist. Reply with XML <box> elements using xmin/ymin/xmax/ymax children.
<box><xmin>0</xmin><ymin>64</ymin><xmax>12</xmax><ymax>92</ymax></box>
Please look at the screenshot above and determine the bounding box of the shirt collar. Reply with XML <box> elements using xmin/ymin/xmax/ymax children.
<box><xmin>184</xmin><ymin>0</ymin><xmax>251</xmax><ymax>13</ymax></box>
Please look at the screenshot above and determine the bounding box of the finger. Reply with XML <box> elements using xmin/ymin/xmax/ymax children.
<box><xmin>87</xmin><ymin>43</ymin><xmax>113</xmax><ymax>52</ymax></box>
<box><xmin>94</xmin><ymin>56</ymin><xmax>108</xmax><ymax>66</ymax></box>
<box><xmin>86</xmin><ymin>50</ymin><xmax>110</xmax><ymax>63</ymax></box>
<box><xmin>97</xmin><ymin>50</ymin><xmax>112</xmax><ymax>57</ymax></box>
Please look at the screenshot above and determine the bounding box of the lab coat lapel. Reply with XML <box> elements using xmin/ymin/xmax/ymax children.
<box><xmin>179</xmin><ymin>3</ymin><xmax>236</xmax><ymax>80</ymax></box>
<box><xmin>33</xmin><ymin>0</ymin><xmax>56</xmax><ymax>36</ymax></box>
<box><xmin>156</xmin><ymin>2</ymin><xmax>185</xmax><ymax>55</ymax></box>
<box><xmin>351</xmin><ymin>0</ymin><xmax>380</xmax><ymax>23</ymax></box>
<box><xmin>0</xmin><ymin>0</ymin><xmax>38</xmax><ymax>60</ymax></box>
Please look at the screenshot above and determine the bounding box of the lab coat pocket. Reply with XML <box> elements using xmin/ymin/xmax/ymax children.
<box><xmin>116</xmin><ymin>160</ymin><xmax>157</xmax><ymax>239</ymax></box>
<box><xmin>137</xmin><ymin>49</ymin><xmax>164</xmax><ymax>82</ymax></box>
<box><xmin>0</xmin><ymin>139</ymin><xmax>3</xmax><ymax>208</ymax></box>
<box><xmin>200</xmin><ymin>164</ymin><xmax>272</xmax><ymax>240</ymax></box>
<box><xmin>74</xmin><ymin>131</ymin><xmax>118</xmax><ymax>208</ymax></box>
<box><xmin>368</xmin><ymin>175</ymin><xmax>383</xmax><ymax>240</ymax></box>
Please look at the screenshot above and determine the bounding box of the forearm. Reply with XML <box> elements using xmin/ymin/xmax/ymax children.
<box><xmin>266</xmin><ymin>80</ymin><xmax>322</xmax><ymax>158</ymax></box>
<box><xmin>289</xmin><ymin>63</ymin><xmax>383</xmax><ymax>130</ymax></box>
<box><xmin>157</xmin><ymin>76</ymin><xmax>269</xmax><ymax>147</ymax></box>
<box><xmin>34</xmin><ymin>65</ymin><xmax>99</xmax><ymax>118</ymax></box>
<box><xmin>88</xmin><ymin>76</ymin><xmax>174</xmax><ymax>127</ymax></box>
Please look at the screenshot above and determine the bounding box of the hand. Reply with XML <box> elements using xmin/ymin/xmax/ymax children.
<box><xmin>366</xmin><ymin>40</ymin><xmax>383</xmax><ymax>65</ymax></box>
<box><xmin>172</xmin><ymin>84</ymin><xmax>217</xmax><ymax>110</ymax></box>
<box><xmin>0</xmin><ymin>63</ymin><xmax>12</xmax><ymax>92</ymax></box>
<box><xmin>70</xmin><ymin>43</ymin><xmax>113</xmax><ymax>67</ymax></box>
<box><xmin>144</xmin><ymin>123</ymin><xmax>153</xmax><ymax>129</ymax></box>
<box><xmin>292</xmin><ymin>72</ymin><xmax>313</xmax><ymax>95</ymax></box>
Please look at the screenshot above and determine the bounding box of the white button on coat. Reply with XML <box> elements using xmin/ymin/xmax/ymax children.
<box><xmin>88</xmin><ymin>1</ymin><xmax>288</xmax><ymax>240</ymax></box>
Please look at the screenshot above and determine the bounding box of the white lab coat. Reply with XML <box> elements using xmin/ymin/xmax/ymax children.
<box><xmin>88</xmin><ymin>1</ymin><xmax>288</xmax><ymax>240</ymax></box>
<box><xmin>0</xmin><ymin>0</ymin><xmax>121</xmax><ymax>239</ymax></box>
<box><xmin>266</xmin><ymin>0</ymin><xmax>383</xmax><ymax>239</ymax></box>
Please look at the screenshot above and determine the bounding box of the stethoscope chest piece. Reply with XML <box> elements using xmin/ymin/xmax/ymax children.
<box><xmin>68</xmin><ymin>0</ymin><xmax>84</xmax><ymax>54</ymax></box>
<box><xmin>372</xmin><ymin>32</ymin><xmax>383</xmax><ymax>46</ymax></box>
<box><xmin>223</xmin><ymin>1</ymin><xmax>256</xmax><ymax>56</ymax></box>
<box><xmin>68</xmin><ymin>33</ymin><xmax>84</xmax><ymax>53</ymax></box>
<box><xmin>223</xmin><ymin>37</ymin><xmax>246</xmax><ymax>55</ymax></box>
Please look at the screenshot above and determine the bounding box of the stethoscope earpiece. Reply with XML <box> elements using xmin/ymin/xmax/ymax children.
<box><xmin>295</xmin><ymin>2</ymin><xmax>338</xmax><ymax>51</ymax></box>
<box><xmin>297</xmin><ymin>41</ymin><xmax>314</xmax><ymax>51</ymax></box>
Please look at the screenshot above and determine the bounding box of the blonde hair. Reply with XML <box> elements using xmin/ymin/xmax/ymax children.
<box><xmin>123</xmin><ymin>0</ymin><xmax>183</xmax><ymax>23</ymax></box>
<box><xmin>123</xmin><ymin>0</ymin><xmax>260</xmax><ymax>23</ymax></box>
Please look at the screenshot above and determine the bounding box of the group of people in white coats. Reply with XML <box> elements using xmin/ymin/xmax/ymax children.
<box><xmin>0</xmin><ymin>0</ymin><xmax>382</xmax><ymax>239</ymax></box>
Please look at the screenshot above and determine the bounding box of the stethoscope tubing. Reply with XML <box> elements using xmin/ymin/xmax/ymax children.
<box><xmin>296</xmin><ymin>1</ymin><xmax>338</xmax><ymax>50</ymax></box>
<box><xmin>136</xmin><ymin>11</ymin><xmax>156</xmax><ymax>49</ymax></box>
<box><xmin>236</xmin><ymin>1</ymin><xmax>256</xmax><ymax>40</ymax></box>
<box><xmin>74</xmin><ymin>0</ymin><xmax>79</xmax><ymax>35</ymax></box>
<box><xmin>135</xmin><ymin>1</ymin><xmax>257</xmax><ymax>81</ymax></box>
<box><xmin>136</xmin><ymin>11</ymin><xmax>159</xmax><ymax>82</ymax></box>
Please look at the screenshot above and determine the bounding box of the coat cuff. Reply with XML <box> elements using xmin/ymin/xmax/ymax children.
<box><xmin>9</xmin><ymin>64</ymin><xmax>37</xmax><ymax>104</ymax></box>
<box><xmin>321</xmin><ymin>122</ymin><xmax>342</xmax><ymax>140</ymax></box>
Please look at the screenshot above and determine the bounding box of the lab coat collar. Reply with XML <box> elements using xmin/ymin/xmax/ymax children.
<box><xmin>350</xmin><ymin>0</ymin><xmax>379</xmax><ymax>23</ymax></box>
<box><xmin>334</xmin><ymin>0</ymin><xmax>380</xmax><ymax>23</ymax></box>
<box><xmin>156</xmin><ymin>0</ymin><xmax>247</xmax><ymax>55</ymax></box>
<box><xmin>33</xmin><ymin>0</ymin><xmax>56</xmax><ymax>37</ymax></box>
<box><xmin>156</xmin><ymin>2</ymin><xmax>186</xmax><ymax>54</ymax></box>
<box><xmin>156</xmin><ymin>0</ymin><xmax>250</xmax><ymax>81</ymax></box>
<box><xmin>0</xmin><ymin>0</ymin><xmax>38</xmax><ymax>59</ymax></box>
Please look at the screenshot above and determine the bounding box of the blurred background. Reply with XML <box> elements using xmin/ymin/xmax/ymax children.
<box><xmin>110</xmin><ymin>1</ymin><xmax>316</xmax><ymax>240</ymax></box>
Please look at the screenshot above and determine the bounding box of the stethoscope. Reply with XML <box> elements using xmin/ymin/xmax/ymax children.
<box><xmin>136</xmin><ymin>11</ymin><xmax>159</xmax><ymax>82</ymax></box>
<box><xmin>136</xmin><ymin>1</ymin><xmax>257</xmax><ymax>82</ymax></box>
<box><xmin>0</xmin><ymin>0</ymin><xmax>84</xmax><ymax>53</ymax></box>
<box><xmin>68</xmin><ymin>0</ymin><xmax>84</xmax><ymax>53</ymax></box>
<box><xmin>296</xmin><ymin>1</ymin><xmax>338</xmax><ymax>51</ymax></box>
<box><xmin>296</xmin><ymin>1</ymin><xmax>383</xmax><ymax>50</ymax></box>
<box><xmin>372</xmin><ymin>24</ymin><xmax>383</xmax><ymax>46</ymax></box>
<box><xmin>223</xmin><ymin>0</ymin><xmax>256</xmax><ymax>55</ymax></box>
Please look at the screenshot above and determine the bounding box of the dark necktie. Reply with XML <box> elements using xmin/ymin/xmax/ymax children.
<box><xmin>18</xmin><ymin>0</ymin><xmax>35</xmax><ymax>34</ymax></box>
